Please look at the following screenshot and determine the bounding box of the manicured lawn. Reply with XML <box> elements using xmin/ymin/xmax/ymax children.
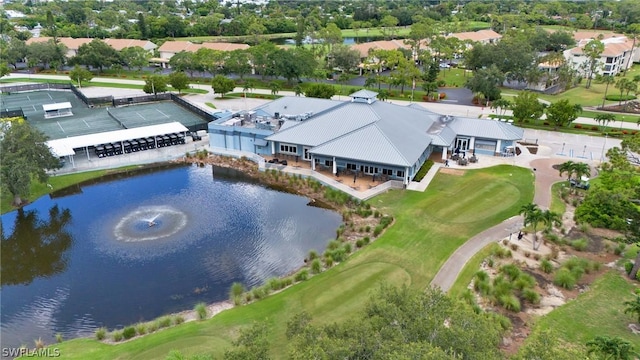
<box><xmin>581</xmin><ymin>110</ymin><xmax>640</xmax><ymax>124</ymax></box>
<box><xmin>0</xmin><ymin>78</ymin><xmax>208</xmax><ymax>94</ymax></box>
<box><xmin>1</xmin><ymin>166</ymin><xmax>140</xmax><ymax>214</ymax></box>
<box><xmin>438</xmin><ymin>68</ymin><xmax>470</xmax><ymax>87</ymax></box>
<box><xmin>449</xmin><ymin>243</ymin><xmax>500</xmax><ymax>299</ymax></box>
<box><xmin>527</xmin><ymin>271</ymin><xmax>640</xmax><ymax>349</ymax></box>
<box><xmin>50</xmin><ymin>165</ymin><xmax>533</xmax><ymax>359</ymax></box>
<box><xmin>550</xmin><ymin>181</ymin><xmax>567</xmax><ymax>216</ymax></box>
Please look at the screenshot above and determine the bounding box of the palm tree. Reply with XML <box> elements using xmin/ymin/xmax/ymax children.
<box><xmin>572</xmin><ymin>162</ymin><xmax>591</xmax><ymax>183</ymax></box>
<box><xmin>519</xmin><ymin>203</ymin><xmax>545</xmax><ymax>250</ymax></box>
<box><xmin>491</xmin><ymin>98</ymin><xmax>511</xmax><ymax>116</ymax></box>
<box><xmin>594</xmin><ymin>113</ymin><xmax>616</xmax><ymax>132</ymax></box>
<box><xmin>269</xmin><ymin>81</ymin><xmax>281</xmax><ymax>97</ymax></box>
<box><xmin>541</xmin><ymin>209</ymin><xmax>562</xmax><ymax>235</ymax></box>
<box><xmin>624</xmin><ymin>295</ymin><xmax>640</xmax><ymax>323</ymax></box>
<box><xmin>601</xmin><ymin>75</ymin><xmax>615</xmax><ymax>109</ymax></box>
<box><xmin>293</xmin><ymin>84</ymin><xmax>303</xmax><ymax>97</ymax></box>
<box><xmin>558</xmin><ymin>161</ymin><xmax>576</xmax><ymax>182</ymax></box>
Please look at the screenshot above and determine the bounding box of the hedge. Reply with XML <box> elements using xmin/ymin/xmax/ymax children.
<box><xmin>605</xmin><ymin>94</ymin><xmax>637</xmax><ymax>101</ymax></box>
<box><xmin>412</xmin><ymin>160</ymin><xmax>435</xmax><ymax>182</ymax></box>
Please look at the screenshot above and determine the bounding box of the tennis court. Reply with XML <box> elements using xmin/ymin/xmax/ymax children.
<box><xmin>1</xmin><ymin>90</ymin><xmax>208</xmax><ymax>140</ymax></box>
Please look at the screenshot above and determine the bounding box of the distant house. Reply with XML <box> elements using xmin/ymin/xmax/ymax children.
<box><xmin>208</xmin><ymin>90</ymin><xmax>523</xmax><ymax>185</ymax></box>
<box><xmin>350</xmin><ymin>40</ymin><xmax>412</xmax><ymax>75</ymax></box>
<box><xmin>564</xmin><ymin>35</ymin><xmax>637</xmax><ymax>77</ymax></box>
<box><xmin>448</xmin><ymin>29</ymin><xmax>502</xmax><ymax>47</ymax></box>
<box><xmin>26</xmin><ymin>37</ymin><xmax>157</xmax><ymax>58</ymax></box>
<box><xmin>154</xmin><ymin>41</ymin><xmax>250</xmax><ymax>68</ymax></box>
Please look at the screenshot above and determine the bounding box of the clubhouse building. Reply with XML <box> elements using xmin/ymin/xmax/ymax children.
<box><xmin>208</xmin><ymin>90</ymin><xmax>523</xmax><ymax>185</ymax></box>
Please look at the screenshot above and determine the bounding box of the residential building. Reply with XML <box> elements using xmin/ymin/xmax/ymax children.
<box><xmin>564</xmin><ymin>35</ymin><xmax>637</xmax><ymax>77</ymax></box>
<box><xmin>208</xmin><ymin>90</ymin><xmax>523</xmax><ymax>185</ymax></box>
<box><xmin>154</xmin><ymin>40</ymin><xmax>250</xmax><ymax>68</ymax></box>
<box><xmin>448</xmin><ymin>29</ymin><xmax>502</xmax><ymax>46</ymax></box>
<box><xmin>26</xmin><ymin>37</ymin><xmax>157</xmax><ymax>58</ymax></box>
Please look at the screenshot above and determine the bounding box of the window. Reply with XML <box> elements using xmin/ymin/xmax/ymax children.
<box><xmin>346</xmin><ymin>163</ymin><xmax>357</xmax><ymax>170</ymax></box>
<box><xmin>606</xmin><ymin>57</ymin><xmax>614</xmax><ymax>63</ymax></box>
<box><xmin>279</xmin><ymin>144</ymin><xmax>297</xmax><ymax>154</ymax></box>
<box><xmin>325</xmin><ymin>160</ymin><xmax>333</xmax><ymax>167</ymax></box>
<box><xmin>382</xmin><ymin>169</ymin><xmax>393</xmax><ymax>175</ymax></box>
<box><xmin>475</xmin><ymin>139</ymin><xmax>496</xmax><ymax>151</ymax></box>
<box><xmin>397</xmin><ymin>170</ymin><xmax>404</xmax><ymax>177</ymax></box>
<box><xmin>303</xmin><ymin>147</ymin><xmax>311</xmax><ymax>161</ymax></box>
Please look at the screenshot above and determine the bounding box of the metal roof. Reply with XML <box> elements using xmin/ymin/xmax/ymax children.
<box><xmin>43</xmin><ymin>102</ymin><xmax>72</xmax><ymax>111</ymax></box>
<box><xmin>448</xmin><ymin>118</ymin><xmax>524</xmax><ymax>140</ymax></box>
<box><xmin>279</xmin><ymin>120</ymin><xmax>300</xmax><ymax>131</ymax></box>
<box><xmin>46</xmin><ymin>122</ymin><xmax>188</xmax><ymax>157</ymax></box>
<box><xmin>349</xmin><ymin>89</ymin><xmax>378</xmax><ymax>99</ymax></box>
<box><xmin>253</xmin><ymin>96</ymin><xmax>343</xmax><ymax>118</ymax></box>
<box><xmin>266</xmin><ymin>103</ymin><xmax>380</xmax><ymax>146</ymax></box>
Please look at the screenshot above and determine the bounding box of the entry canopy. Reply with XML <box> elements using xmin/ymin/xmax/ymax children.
<box><xmin>46</xmin><ymin>122</ymin><xmax>189</xmax><ymax>157</ymax></box>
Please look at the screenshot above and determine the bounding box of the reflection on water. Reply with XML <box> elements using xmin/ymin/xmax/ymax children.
<box><xmin>0</xmin><ymin>164</ymin><xmax>341</xmax><ymax>353</ymax></box>
<box><xmin>1</xmin><ymin>206</ymin><xmax>73</xmax><ymax>286</ymax></box>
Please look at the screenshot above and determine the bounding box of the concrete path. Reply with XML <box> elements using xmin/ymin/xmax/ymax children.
<box><xmin>406</xmin><ymin>163</ymin><xmax>443</xmax><ymax>191</ymax></box>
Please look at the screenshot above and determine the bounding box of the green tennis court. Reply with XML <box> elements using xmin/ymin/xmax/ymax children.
<box><xmin>1</xmin><ymin>90</ymin><xmax>208</xmax><ymax>140</ymax></box>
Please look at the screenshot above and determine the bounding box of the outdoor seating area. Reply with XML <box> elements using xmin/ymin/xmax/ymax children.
<box><xmin>94</xmin><ymin>133</ymin><xmax>185</xmax><ymax>158</ymax></box>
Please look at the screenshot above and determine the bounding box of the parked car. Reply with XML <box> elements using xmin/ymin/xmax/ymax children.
<box><xmin>439</xmin><ymin>62</ymin><xmax>451</xmax><ymax>69</ymax></box>
<box><xmin>569</xmin><ymin>177</ymin><xmax>590</xmax><ymax>190</ymax></box>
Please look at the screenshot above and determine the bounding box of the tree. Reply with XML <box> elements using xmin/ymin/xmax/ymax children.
<box><xmin>515</xmin><ymin>330</ymin><xmax>588</xmax><ymax>360</ymax></box>
<box><xmin>625</xmin><ymin>295</ymin><xmax>640</xmax><ymax>323</ymax></box>
<box><xmin>120</xmin><ymin>46</ymin><xmax>150</xmax><ymax>71</ymax></box>
<box><xmin>587</xmin><ymin>335</ymin><xmax>636</xmax><ymax>360</ymax></box>
<box><xmin>73</xmin><ymin>39</ymin><xmax>121</xmax><ymax>73</ymax></box>
<box><xmin>69</xmin><ymin>65</ymin><xmax>93</xmax><ymax>88</ymax></box>
<box><xmin>304</xmin><ymin>83</ymin><xmax>336</xmax><ymax>99</ymax></box>
<box><xmin>422</xmin><ymin>82</ymin><xmax>439</xmax><ymax>100</ymax></box>
<box><xmin>491</xmin><ymin>98</ymin><xmax>511</xmax><ymax>116</ymax></box>
<box><xmin>211</xmin><ymin>75</ymin><xmax>235</xmax><ymax>98</ymax></box>
<box><xmin>318</xmin><ymin>23</ymin><xmax>342</xmax><ymax>51</ymax></box>
<box><xmin>168</xmin><ymin>71</ymin><xmax>190</xmax><ymax>94</ymax></box>
<box><xmin>520</xmin><ymin>203</ymin><xmax>545</xmax><ymax>250</ymax></box>
<box><xmin>287</xmin><ymin>285</ymin><xmax>504</xmax><ymax>359</ymax></box>
<box><xmin>541</xmin><ymin>209</ymin><xmax>562</xmax><ymax>233</ymax></box>
<box><xmin>581</xmin><ymin>39</ymin><xmax>604</xmax><ymax>89</ymax></box>
<box><xmin>293</xmin><ymin>84</ymin><xmax>303</xmax><ymax>97</ymax></box>
<box><xmin>223</xmin><ymin>49</ymin><xmax>252</xmax><ymax>80</ymax></box>
<box><xmin>169</xmin><ymin>51</ymin><xmax>198</xmax><ymax>77</ymax></box>
<box><xmin>601</xmin><ymin>75</ymin><xmax>616</xmax><ymax>108</ymax></box>
<box><xmin>0</xmin><ymin>121</ymin><xmax>62</xmax><ymax>206</ymax></box>
<box><xmin>380</xmin><ymin>15</ymin><xmax>399</xmax><ymax>39</ymax></box>
<box><xmin>465</xmin><ymin>65</ymin><xmax>504</xmax><ymax>104</ymax></box>
<box><xmin>27</xmin><ymin>40</ymin><xmax>67</xmax><ymax>70</ymax></box>
<box><xmin>1</xmin><ymin>205</ymin><xmax>73</xmax><ymax>286</ymax></box>
<box><xmin>0</xmin><ymin>38</ymin><xmax>28</xmax><ymax>69</ymax></box>
<box><xmin>0</xmin><ymin>63</ymin><xmax>11</xmax><ymax>78</ymax></box>
<box><xmin>269</xmin><ymin>81</ymin><xmax>281</xmax><ymax>96</ymax></box>
<box><xmin>224</xmin><ymin>323</ymin><xmax>270</xmax><ymax>360</ymax></box>
<box><xmin>137</xmin><ymin>13</ymin><xmax>147</xmax><ymax>38</ymax></box>
<box><xmin>546</xmin><ymin>100</ymin><xmax>582</xmax><ymax>130</ymax></box>
<box><xmin>327</xmin><ymin>45</ymin><xmax>360</xmax><ymax>73</ymax></box>
<box><xmin>595</xmin><ymin>113</ymin><xmax>616</xmax><ymax>131</ymax></box>
<box><xmin>143</xmin><ymin>75</ymin><xmax>168</xmax><ymax>95</ymax></box>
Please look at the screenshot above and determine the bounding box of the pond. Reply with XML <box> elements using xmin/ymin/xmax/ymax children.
<box><xmin>269</xmin><ymin>36</ymin><xmax>388</xmax><ymax>45</ymax></box>
<box><xmin>0</xmin><ymin>164</ymin><xmax>341</xmax><ymax>350</ymax></box>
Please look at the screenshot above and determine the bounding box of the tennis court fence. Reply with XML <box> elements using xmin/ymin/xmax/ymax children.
<box><xmin>112</xmin><ymin>93</ymin><xmax>171</xmax><ymax>107</ymax></box>
<box><xmin>1</xmin><ymin>108</ymin><xmax>25</xmax><ymax>119</ymax></box>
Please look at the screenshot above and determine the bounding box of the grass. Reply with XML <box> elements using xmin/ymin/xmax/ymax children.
<box><xmin>550</xmin><ymin>182</ymin><xmax>567</xmax><ymax>216</ymax></box>
<box><xmin>50</xmin><ymin>165</ymin><xmax>533</xmax><ymax>359</ymax></box>
<box><xmin>0</xmin><ymin>78</ymin><xmax>208</xmax><ymax>94</ymax></box>
<box><xmin>1</xmin><ymin>165</ymin><xmax>140</xmax><ymax>214</ymax></box>
<box><xmin>580</xmin><ymin>110</ymin><xmax>640</xmax><ymax>124</ymax></box>
<box><xmin>527</xmin><ymin>271</ymin><xmax>640</xmax><ymax>349</ymax></box>
<box><xmin>449</xmin><ymin>242</ymin><xmax>500</xmax><ymax>299</ymax></box>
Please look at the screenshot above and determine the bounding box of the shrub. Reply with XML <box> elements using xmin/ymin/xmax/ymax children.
<box><xmin>510</xmin><ymin>243</ymin><xmax>519</xmax><ymax>251</ymax></box>
<box><xmin>533</xmin><ymin>253</ymin><xmax>541</xmax><ymax>261</ymax></box>
<box><xmin>636</xmin><ymin>270</ymin><xmax>640</xmax><ymax>281</ymax></box>
<box><xmin>328</xmin><ymin>248</ymin><xmax>347</xmax><ymax>262</ymax></box>
<box><xmin>614</xmin><ymin>243</ymin><xmax>626</xmax><ymax>256</ymax></box>
<box><xmin>591</xmin><ymin>126</ymin><xmax>599</xmax><ymax>131</ymax></box>
<box><xmin>379</xmin><ymin>216</ymin><xmax>393</xmax><ymax>228</ymax></box>
<box><xmin>487</xmin><ymin>257</ymin><xmax>495</xmax><ymax>267</ymax></box>
<box><xmin>327</xmin><ymin>239</ymin><xmax>341</xmax><ymax>250</ymax></box>
<box><xmin>324</xmin><ymin>256</ymin><xmax>334</xmax><ymax>267</ymax></box>
<box><xmin>540</xmin><ymin>259</ymin><xmax>554</xmax><ymax>273</ymax></box>
<box><xmin>365</xmin><ymin>225</ymin><xmax>371</xmax><ymax>232</ymax></box>
<box><xmin>147</xmin><ymin>321</ymin><xmax>159</xmax><ymax>333</ymax></box>
<box><xmin>605</xmin><ymin>94</ymin><xmax>636</xmax><ymax>101</ymax></box>
<box><xmin>308</xmin><ymin>250</ymin><xmax>318</xmax><ymax>260</ymax></box>
<box><xmin>412</xmin><ymin>160</ymin><xmax>435</xmax><ymax>181</ymax></box>
<box><xmin>475</xmin><ymin>279</ymin><xmax>492</xmax><ymax>296</ymax></box>
<box><xmin>571</xmin><ymin>238</ymin><xmax>588</xmax><ymax>251</ymax></box>
<box><xmin>356</xmin><ymin>239</ymin><xmax>364</xmax><ymax>248</ymax></box>
<box><xmin>251</xmin><ymin>286</ymin><xmax>267</xmax><ymax>300</ymax></box>
<box><xmin>122</xmin><ymin>326</ymin><xmax>136</xmax><ymax>340</ymax></box>
<box><xmin>499</xmin><ymin>294</ymin><xmax>521</xmax><ymax>312</ymax></box>
<box><xmin>624</xmin><ymin>261</ymin><xmax>634</xmax><ymax>275</ymax></box>
<box><xmin>295</xmin><ymin>269</ymin><xmax>309</xmax><ymax>282</ymax></box>
<box><xmin>523</xmin><ymin>289</ymin><xmax>541</xmax><ymax>304</ymax></box>
<box><xmin>268</xmin><ymin>277</ymin><xmax>283</xmax><ymax>291</ymax></box>
<box><xmin>475</xmin><ymin>270</ymin><xmax>489</xmax><ymax>282</ymax></box>
<box><xmin>343</xmin><ymin>243</ymin><xmax>352</xmax><ymax>254</ymax></box>
<box><xmin>554</xmin><ymin>268</ymin><xmax>576</xmax><ymax>289</ymax></box>
<box><xmin>157</xmin><ymin>316</ymin><xmax>172</xmax><ymax>328</ymax></box>
<box><xmin>514</xmin><ymin>274</ymin><xmax>536</xmax><ymax>290</ymax></box>
<box><xmin>502</xmin><ymin>239</ymin><xmax>509</xmax><ymax>246</ymax></box>
<box><xmin>112</xmin><ymin>330</ymin><xmax>124</xmax><ymax>342</ymax></box>
<box><xmin>95</xmin><ymin>327</ymin><xmax>106</xmax><ymax>340</ymax></box>
<box><xmin>135</xmin><ymin>323</ymin><xmax>147</xmax><ymax>335</ymax></box>
<box><xmin>282</xmin><ymin>277</ymin><xmax>293</xmax><ymax>287</ymax></box>
<box><xmin>574</xmin><ymin>124</ymin><xmax>583</xmax><ymax>129</ymax></box>
<box><xmin>230</xmin><ymin>282</ymin><xmax>245</xmax><ymax>305</ymax></box>
<box><xmin>311</xmin><ymin>258</ymin><xmax>322</xmax><ymax>274</ymax></box>
<box><xmin>363</xmin><ymin>236</ymin><xmax>370</xmax><ymax>244</ymax></box>
<box><xmin>373</xmin><ymin>225</ymin><xmax>383</xmax><ymax>237</ymax></box>
<box><xmin>195</xmin><ymin>302</ymin><xmax>208</xmax><ymax>320</ymax></box>
<box><xmin>500</xmin><ymin>264</ymin><xmax>521</xmax><ymax>281</ymax></box>
<box><xmin>173</xmin><ymin>315</ymin><xmax>185</xmax><ymax>325</ymax></box>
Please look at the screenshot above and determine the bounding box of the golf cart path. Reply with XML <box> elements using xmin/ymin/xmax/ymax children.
<box><xmin>430</xmin><ymin>157</ymin><xmax>563</xmax><ymax>292</ymax></box>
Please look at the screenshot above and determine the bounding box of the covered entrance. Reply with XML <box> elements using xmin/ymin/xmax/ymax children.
<box><xmin>455</xmin><ymin>137</ymin><xmax>470</xmax><ymax>151</ymax></box>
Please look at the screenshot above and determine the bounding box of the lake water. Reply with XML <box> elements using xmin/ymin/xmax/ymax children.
<box><xmin>0</xmin><ymin>164</ymin><xmax>341</xmax><ymax>350</ymax></box>
<box><xmin>270</xmin><ymin>36</ymin><xmax>388</xmax><ymax>45</ymax></box>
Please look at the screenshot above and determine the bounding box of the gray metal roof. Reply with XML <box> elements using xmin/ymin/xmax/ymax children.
<box><xmin>349</xmin><ymin>89</ymin><xmax>378</xmax><ymax>99</ymax></box>
<box><xmin>448</xmin><ymin>117</ymin><xmax>524</xmax><ymax>140</ymax></box>
<box><xmin>266</xmin><ymin>103</ymin><xmax>380</xmax><ymax>146</ymax></box>
<box><xmin>279</xmin><ymin>120</ymin><xmax>300</xmax><ymax>131</ymax></box>
<box><xmin>310</xmin><ymin>123</ymin><xmax>412</xmax><ymax>166</ymax></box>
<box><xmin>253</xmin><ymin>96</ymin><xmax>343</xmax><ymax>118</ymax></box>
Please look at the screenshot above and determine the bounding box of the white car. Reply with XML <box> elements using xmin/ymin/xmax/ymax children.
<box><xmin>439</xmin><ymin>62</ymin><xmax>450</xmax><ymax>69</ymax></box>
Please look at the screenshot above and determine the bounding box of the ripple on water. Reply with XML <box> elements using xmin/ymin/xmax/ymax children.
<box><xmin>113</xmin><ymin>205</ymin><xmax>188</xmax><ymax>242</ymax></box>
